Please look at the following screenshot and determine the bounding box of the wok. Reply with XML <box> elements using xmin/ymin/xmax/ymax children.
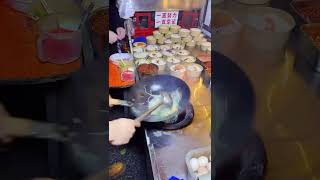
<box><xmin>127</xmin><ymin>75</ymin><xmax>191</xmax><ymax>123</ymax></box>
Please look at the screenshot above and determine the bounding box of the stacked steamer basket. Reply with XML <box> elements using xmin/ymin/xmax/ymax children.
<box><xmin>133</xmin><ymin>24</ymin><xmax>211</xmax><ymax>82</ymax></box>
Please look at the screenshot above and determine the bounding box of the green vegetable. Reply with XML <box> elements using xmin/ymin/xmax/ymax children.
<box><xmin>120</xmin><ymin>149</ymin><xmax>126</xmax><ymax>155</ymax></box>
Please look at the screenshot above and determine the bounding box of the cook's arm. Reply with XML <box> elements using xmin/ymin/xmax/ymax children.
<box><xmin>0</xmin><ymin>103</ymin><xmax>68</xmax><ymax>143</ymax></box>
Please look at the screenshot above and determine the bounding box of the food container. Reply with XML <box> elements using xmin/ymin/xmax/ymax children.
<box><xmin>133</xmin><ymin>42</ymin><xmax>147</xmax><ymax>48</ymax></box>
<box><xmin>186</xmin><ymin>41</ymin><xmax>196</xmax><ymax>50</ymax></box>
<box><xmin>185</xmin><ymin>146</ymin><xmax>212</xmax><ymax>180</ymax></box>
<box><xmin>151</xmin><ymin>58</ymin><xmax>166</xmax><ymax>72</ymax></box>
<box><xmin>172</xmin><ymin>44</ymin><xmax>183</xmax><ymax>50</ymax></box>
<box><xmin>157</xmin><ymin>37</ymin><xmax>166</xmax><ymax>45</ymax></box>
<box><xmin>201</xmin><ymin>42</ymin><xmax>211</xmax><ymax>51</ymax></box>
<box><xmin>120</xmin><ymin>68</ymin><xmax>135</xmax><ymax>82</ymax></box>
<box><xmin>186</xmin><ymin>63</ymin><xmax>204</xmax><ymax>81</ymax></box>
<box><xmin>190</xmin><ymin>28</ymin><xmax>202</xmax><ymax>37</ymax></box>
<box><xmin>153</xmin><ymin>30</ymin><xmax>163</xmax><ymax>39</ymax></box>
<box><xmin>37</xmin><ymin>14</ymin><xmax>82</xmax><ymax>64</ymax></box>
<box><xmin>244</xmin><ymin>7</ymin><xmax>295</xmax><ymax>51</ymax></box>
<box><xmin>147</xmin><ymin>36</ymin><xmax>157</xmax><ymax>45</ymax></box>
<box><xmin>299</xmin><ymin>23</ymin><xmax>320</xmax><ymax>72</ymax></box>
<box><xmin>133</xmin><ymin>47</ymin><xmax>144</xmax><ymax>53</ymax></box>
<box><xmin>162</xmin><ymin>50</ymin><xmax>175</xmax><ymax>58</ymax></box>
<box><xmin>169</xmin><ymin>64</ymin><xmax>186</xmax><ymax>79</ymax></box>
<box><xmin>181</xmin><ymin>55</ymin><xmax>196</xmax><ymax>63</ymax></box>
<box><xmin>135</xmin><ymin>59</ymin><xmax>150</xmax><ymax>66</ymax></box>
<box><xmin>148</xmin><ymin>52</ymin><xmax>162</xmax><ymax>58</ymax></box>
<box><xmin>166</xmin><ymin>56</ymin><xmax>181</xmax><ymax>68</ymax></box>
<box><xmin>171</xmin><ymin>34</ymin><xmax>182</xmax><ymax>43</ymax></box>
<box><xmin>134</xmin><ymin>52</ymin><xmax>148</xmax><ymax>59</ymax></box>
<box><xmin>170</xmin><ymin>25</ymin><xmax>181</xmax><ymax>33</ymax></box>
<box><xmin>179</xmin><ymin>28</ymin><xmax>191</xmax><ymax>37</ymax></box>
<box><xmin>146</xmin><ymin>45</ymin><xmax>159</xmax><ymax>52</ymax></box>
<box><xmin>137</xmin><ymin>64</ymin><xmax>159</xmax><ymax>79</ymax></box>
<box><xmin>165</xmin><ymin>31</ymin><xmax>173</xmax><ymax>39</ymax></box>
<box><xmin>164</xmin><ymin>39</ymin><xmax>173</xmax><ymax>46</ymax></box>
<box><xmin>176</xmin><ymin>50</ymin><xmax>190</xmax><ymax>58</ymax></box>
<box><xmin>183</xmin><ymin>36</ymin><xmax>193</xmax><ymax>43</ymax></box>
<box><xmin>159</xmin><ymin>25</ymin><xmax>170</xmax><ymax>34</ymax></box>
<box><xmin>160</xmin><ymin>45</ymin><xmax>171</xmax><ymax>51</ymax></box>
<box><xmin>110</xmin><ymin>53</ymin><xmax>134</xmax><ymax>67</ymax></box>
<box><xmin>213</xmin><ymin>9</ymin><xmax>242</xmax><ymax>52</ymax></box>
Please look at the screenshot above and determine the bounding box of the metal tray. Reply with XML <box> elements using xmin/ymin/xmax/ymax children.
<box><xmin>298</xmin><ymin>23</ymin><xmax>320</xmax><ymax>72</ymax></box>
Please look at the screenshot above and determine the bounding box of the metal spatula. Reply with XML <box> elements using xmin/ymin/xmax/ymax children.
<box><xmin>134</xmin><ymin>92</ymin><xmax>172</xmax><ymax>122</ymax></box>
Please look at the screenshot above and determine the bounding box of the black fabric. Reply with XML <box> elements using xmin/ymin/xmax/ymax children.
<box><xmin>109</xmin><ymin>0</ymin><xmax>125</xmax><ymax>33</ymax></box>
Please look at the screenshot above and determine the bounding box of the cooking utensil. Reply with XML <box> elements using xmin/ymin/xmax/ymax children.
<box><xmin>109</xmin><ymin>96</ymin><xmax>133</xmax><ymax>107</ymax></box>
<box><xmin>134</xmin><ymin>92</ymin><xmax>172</xmax><ymax>122</ymax></box>
<box><xmin>128</xmin><ymin>75</ymin><xmax>191</xmax><ymax>123</ymax></box>
<box><xmin>134</xmin><ymin>99</ymin><xmax>164</xmax><ymax>122</ymax></box>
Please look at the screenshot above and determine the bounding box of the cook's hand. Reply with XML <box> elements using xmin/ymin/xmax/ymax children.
<box><xmin>109</xmin><ymin>118</ymin><xmax>140</xmax><ymax>146</ymax></box>
<box><xmin>116</xmin><ymin>27</ymin><xmax>126</xmax><ymax>40</ymax></box>
<box><xmin>0</xmin><ymin>103</ymin><xmax>67</xmax><ymax>143</ymax></box>
<box><xmin>109</xmin><ymin>31</ymin><xmax>118</xmax><ymax>44</ymax></box>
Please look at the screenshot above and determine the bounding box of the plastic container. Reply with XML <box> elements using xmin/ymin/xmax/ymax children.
<box><xmin>185</xmin><ymin>146</ymin><xmax>211</xmax><ymax>180</ymax></box>
<box><xmin>169</xmin><ymin>64</ymin><xmax>186</xmax><ymax>79</ymax></box>
<box><xmin>186</xmin><ymin>63</ymin><xmax>203</xmax><ymax>80</ymax></box>
<box><xmin>244</xmin><ymin>7</ymin><xmax>295</xmax><ymax>51</ymax></box>
<box><xmin>109</xmin><ymin>53</ymin><xmax>134</xmax><ymax>66</ymax></box>
<box><xmin>37</xmin><ymin>14</ymin><xmax>82</xmax><ymax>64</ymax></box>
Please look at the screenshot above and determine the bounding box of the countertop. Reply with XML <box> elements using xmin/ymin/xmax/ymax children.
<box><xmin>143</xmin><ymin>48</ymin><xmax>212</xmax><ymax>180</ymax></box>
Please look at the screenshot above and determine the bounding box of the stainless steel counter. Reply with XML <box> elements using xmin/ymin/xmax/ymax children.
<box><xmin>144</xmin><ymin>49</ymin><xmax>212</xmax><ymax>180</ymax></box>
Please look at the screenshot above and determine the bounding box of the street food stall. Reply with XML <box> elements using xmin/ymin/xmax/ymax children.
<box><xmin>108</xmin><ymin>0</ymin><xmax>212</xmax><ymax>179</ymax></box>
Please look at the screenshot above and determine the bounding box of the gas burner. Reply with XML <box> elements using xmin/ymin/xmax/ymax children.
<box><xmin>143</xmin><ymin>103</ymin><xmax>194</xmax><ymax>130</ymax></box>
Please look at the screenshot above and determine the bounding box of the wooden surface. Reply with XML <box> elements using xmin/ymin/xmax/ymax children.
<box><xmin>0</xmin><ymin>4</ymin><xmax>80</xmax><ymax>83</ymax></box>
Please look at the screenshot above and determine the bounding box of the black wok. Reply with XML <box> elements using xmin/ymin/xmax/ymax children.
<box><xmin>127</xmin><ymin>75</ymin><xmax>191</xmax><ymax>122</ymax></box>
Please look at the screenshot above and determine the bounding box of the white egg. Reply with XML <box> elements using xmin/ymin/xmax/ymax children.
<box><xmin>190</xmin><ymin>158</ymin><xmax>199</xmax><ymax>172</ymax></box>
<box><xmin>207</xmin><ymin>162</ymin><xmax>211</xmax><ymax>171</ymax></box>
<box><xmin>197</xmin><ymin>166</ymin><xmax>209</xmax><ymax>176</ymax></box>
<box><xmin>198</xmin><ymin>156</ymin><xmax>209</xmax><ymax>167</ymax></box>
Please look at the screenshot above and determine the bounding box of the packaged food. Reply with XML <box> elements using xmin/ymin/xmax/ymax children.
<box><xmin>159</xmin><ymin>25</ymin><xmax>170</xmax><ymax>34</ymax></box>
<box><xmin>170</xmin><ymin>25</ymin><xmax>181</xmax><ymax>33</ymax></box>
<box><xmin>179</xmin><ymin>28</ymin><xmax>190</xmax><ymax>37</ymax></box>
<box><xmin>147</xmin><ymin>36</ymin><xmax>157</xmax><ymax>45</ymax></box>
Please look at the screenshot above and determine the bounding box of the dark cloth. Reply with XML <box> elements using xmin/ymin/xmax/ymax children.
<box><xmin>109</xmin><ymin>0</ymin><xmax>125</xmax><ymax>32</ymax></box>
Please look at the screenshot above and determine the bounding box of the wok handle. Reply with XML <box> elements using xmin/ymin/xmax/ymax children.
<box><xmin>134</xmin><ymin>101</ymin><xmax>163</xmax><ymax>122</ymax></box>
<box><xmin>109</xmin><ymin>96</ymin><xmax>132</xmax><ymax>107</ymax></box>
